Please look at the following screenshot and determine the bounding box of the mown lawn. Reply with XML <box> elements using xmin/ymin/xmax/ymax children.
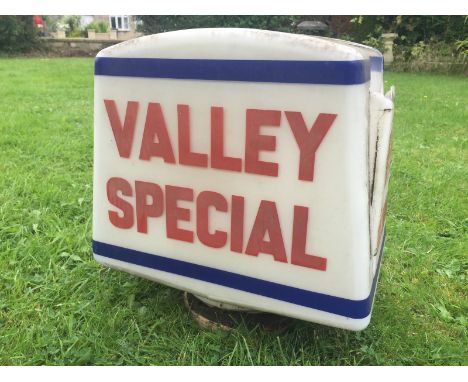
<box><xmin>0</xmin><ymin>58</ymin><xmax>466</xmax><ymax>365</ymax></box>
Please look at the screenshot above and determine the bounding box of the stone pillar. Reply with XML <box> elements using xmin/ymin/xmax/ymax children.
<box><xmin>87</xmin><ymin>29</ymin><xmax>96</xmax><ymax>39</ymax></box>
<box><xmin>56</xmin><ymin>30</ymin><xmax>66</xmax><ymax>39</ymax></box>
<box><xmin>382</xmin><ymin>33</ymin><xmax>398</xmax><ymax>64</ymax></box>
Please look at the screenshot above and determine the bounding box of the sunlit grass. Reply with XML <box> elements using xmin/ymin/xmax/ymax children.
<box><xmin>0</xmin><ymin>58</ymin><xmax>466</xmax><ymax>365</ymax></box>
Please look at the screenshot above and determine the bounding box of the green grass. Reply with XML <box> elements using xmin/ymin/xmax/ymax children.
<box><xmin>0</xmin><ymin>58</ymin><xmax>466</xmax><ymax>365</ymax></box>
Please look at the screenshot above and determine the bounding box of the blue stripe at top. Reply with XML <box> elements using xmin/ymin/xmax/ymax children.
<box><xmin>95</xmin><ymin>57</ymin><xmax>371</xmax><ymax>85</ymax></box>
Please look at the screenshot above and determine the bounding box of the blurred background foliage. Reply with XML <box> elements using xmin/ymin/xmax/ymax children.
<box><xmin>137</xmin><ymin>15</ymin><xmax>467</xmax><ymax>73</ymax></box>
<box><xmin>0</xmin><ymin>16</ymin><xmax>40</xmax><ymax>53</ymax></box>
<box><xmin>137</xmin><ymin>15</ymin><xmax>467</xmax><ymax>46</ymax></box>
<box><xmin>1</xmin><ymin>15</ymin><xmax>466</xmax><ymax>73</ymax></box>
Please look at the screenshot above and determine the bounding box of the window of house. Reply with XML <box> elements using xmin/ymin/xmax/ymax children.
<box><xmin>109</xmin><ymin>16</ymin><xmax>130</xmax><ymax>31</ymax></box>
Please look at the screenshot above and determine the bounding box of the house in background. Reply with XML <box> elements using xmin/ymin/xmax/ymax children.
<box><xmin>81</xmin><ymin>15</ymin><xmax>143</xmax><ymax>40</ymax></box>
<box><xmin>41</xmin><ymin>15</ymin><xmax>142</xmax><ymax>40</ymax></box>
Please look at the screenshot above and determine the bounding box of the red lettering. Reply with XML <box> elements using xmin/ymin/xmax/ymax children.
<box><xmin>166</xmin><ymin>185</ymin><xmax>194</xmax><ymax>243</ymax></box>
<box><xmin>291</xmin><ymin>206</ymin><xmax>327</xmax><ymax>271</ymax></box>
<box><xmin>196</xmin><ymin>191</ymin><xmax>228</xmax><ymax>248</ymax></box>
<box><xmin>139</xmin><ymin>103</ymin><xmax>176</xmax><ymax>163</ymax></box>
<box><xmin>245</xmin><ymin>200</ymin><xmax>287</xmax><ymax>263</ymax></box>
<box><xmin>245</xmin><ymin>109</ymin><xmax>281</xmax><ymax>177</ymax></box>
<box><xmin>135</xmin><ymin>181</ymin><xmax>164</xmax><ymax>233</ymax></box>
<box><xmin>106</xmin><ymin>177</ymin><xmax>134</xmax><ymax>229</ymax></box>
<box><xmin>105</xmin><ymin>178</ymin><xmax>328</xmax><ymax>272</ymax></box>
<box><xmin>178</xmin><ymin>104</ymin><xmax>208</xmax><ymax>168</ymax></box>
<box><xmin>104</xmin><ymin>100</ymin><xmax>139</xmax><ymax>158</ymax></box>
<box><xmin>285</xmin><ymin>112</ymin><xmax>336</xmax><ymax>182</ymax></box>
<box><xmin>230</xmin><ymin>195</ymin><xmax>245</xmax><ymax>253</ymax></box>
<box><xmin>211</xmin><ymin>106</ymin><xmax>242</xmax><ymax>172</ymax></box>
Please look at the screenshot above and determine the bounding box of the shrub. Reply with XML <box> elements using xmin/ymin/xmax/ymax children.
<box><xmin>348</xmin><ymin>16</ymin><xmax>467</xmax><ymax>47</ymax></box>
<box><xmin>455</xmin><ymin>38</ymin><xmax>468</xmax><ymax>56</ymax></box>
<box><xmin>0</xmin><ymin>16</ymin><xmax>40</xmax><ymax>53</ymax></box>
<box><xmin>391</xmin><ymin>41</ymin><xmax>467</xmax><ymax>74</ymax></box>
<box><xmin>136</xmin><ymin>15</ymin><xmax>467</xmax><ymax>74</ymax></box>
<box><xmin>64</xmin><ymin>15</ymin><xmax>84</xmax><ymax>38</ymax></box>
<box><xmin>85</xmin><ymin>21</ymin><xmax>98</xmax><ymax>31</ymax></box>
<box><xmin>68</xmin><ymin>29</ymin><xmax>84</xmax><ymax>38</ymax></box>
<box><xmin>86</xmin><ymin>21</ymin><xmax>109</xmax><ymax>33</ymax></box>
<box><xmin>361</xmin><ymin>35</ymin><xmax>385</xmax><ymax>52</ymax></box>
<box><xmin>138</xmin><ymin>16</ymin><xmax>466</xmax><ymax>48</ymax></box>
<box><xmin>96</xmin><ymin>22</ymin><xmax>109</xmax><ymax>33</ymax></box>
<box><xmin>42</xmin><ymin>15</ymin><xmax>62</xmax><ymax>33</ymax></box>
<box><xmin>137</xmin><ymin>16</ymin><xmax>304</xmax><ymax>35</ymax></box>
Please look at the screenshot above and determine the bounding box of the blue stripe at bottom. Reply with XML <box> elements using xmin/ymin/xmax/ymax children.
<box><xmin>92</xmin><ymin>231</ymin><xmax>385</xmax><ymax>319</ymax></box>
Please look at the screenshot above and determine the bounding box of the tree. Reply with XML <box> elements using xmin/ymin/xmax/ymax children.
<box><xmin>138</xmin><ymin>15</ymin><xmax>467</xmax><ymax>46</ymax></box>
<box><xmin>138</xmin><ymin>16</ymin><xmax>305</xmax><ymax>35</ymax></box>
<box><xmin>0</xmin><ymin>16</ymin><xmax>39</xmax><ymax>53</ymax></box>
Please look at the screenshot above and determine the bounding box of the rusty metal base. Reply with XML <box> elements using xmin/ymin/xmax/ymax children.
<box><xmin>184</xmin><ymin>292</ymin><xmax>295</xmax><ymax>332</ymax></box>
